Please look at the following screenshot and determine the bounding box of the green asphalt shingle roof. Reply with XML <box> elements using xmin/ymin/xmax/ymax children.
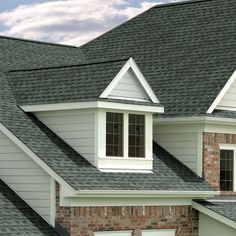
<box><xmin>0</xmin><ymin>71</ymin><xmax>212</xmax><ymax>191</ymax></box>
<box><xmin>81</xmin><ymin>0</ymin><xmax>236</xmax><ymax>117</ymax></box>
<box><xmin>0</xmin><ymin>179</ymin><xmax>59</xmax><ymax>236</ymax></box>
<box><xmin>196</xmin><ymin>200</ymin><xmax>236</xmax><ymax>222</ymax></box>
<box><xmin>0</xmin><ymin>36</ymin><xmax>85</xmax><ymax>72</ymax></box>
<box><xmin>8</xmin><ymin>59</ymin><xmax>128</xmax><ymax>105</ymax></box>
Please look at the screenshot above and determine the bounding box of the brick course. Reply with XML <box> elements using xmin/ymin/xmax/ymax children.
<box><xmin>56</xmin><ymin>185</ymin><xmax>198</xmax><ymax>236</ymax></box>
<box><xmin>203</xmin><ymin>132</ymin><xmax>236</xmax><ymax>194</ymax></box>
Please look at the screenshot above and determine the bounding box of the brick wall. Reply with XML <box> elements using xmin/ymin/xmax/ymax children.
<box><xmin>56</xmin><ymin>185</ymin><xmax>198</xmax><ymax>236</ymax></box>
<box><xmin>203</xmin><ymin>132</ymin><xmax>236</xmax><ymax>194</ymax></box>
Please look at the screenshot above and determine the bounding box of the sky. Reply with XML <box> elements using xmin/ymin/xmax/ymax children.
<box><xmin>0</xmin><ymin>0</ymin><xmax>184</xmax><ymax>46</ymax></box>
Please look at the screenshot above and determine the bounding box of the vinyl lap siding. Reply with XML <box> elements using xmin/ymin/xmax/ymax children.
<box><xmin>109</xmin><ymin>69</ymin><xmax>149</xmax><ymax>101</ymax></box>
<box><xmin>35</xmin><ymin>110</ymin><xmax>96</xmax><ymax>165</ymax></box>
<box><xmin>0</xmin><ymin>131</ymin><xmax>51</xmax><ymax>222</ymax></box>
<box><xmin>154</xmin><ymin>132</ymin><xmax>199</xmax><ymax>173</ymax></box>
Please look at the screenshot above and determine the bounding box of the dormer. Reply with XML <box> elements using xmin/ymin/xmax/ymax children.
<box><xmin>16</xmin><ymin>58</ymin><xmax>164</xmax><ymax>172</ymax></box>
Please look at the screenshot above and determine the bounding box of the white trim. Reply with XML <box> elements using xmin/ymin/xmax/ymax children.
<box><xmin>73</xmin><ymin>190</ymin><xmax>218</xmax><ymax>197</ymax></box>
<box><xmin>219</xmin><ymin>144</ymin><xmax>236</xmax><ymax>192</ymax></box>
<box><xmin>193</xmin><ymin>201</ymin><xmax>236</xmax><ymax>230</ymax></box>
<box><xmin>60</xmin><ymin>196</ymin><xmax>204</xmax><ymax>207</ymax></box>
<box><xmin>50</xmin><ymin>178</ymin><xmax>56</xmax><ymax>227</ymax></box>
<box><xmin>197</xmin><ymin>132</ymin><xmax>203</xmax><ymax>177</ymax></box>
<box><xmin>98</xmin><ymin>169</ymin><xmax>153</xmax><ymax>173</ymax></box>
<box><xmin>142</xmin><ymin>229</ymin><xmax>176</xmax><ymax>236</ymax></box>
<box><xmin>0</xmin><ymin>122</ymin><xmax>75</xmax><ymax>194</ymax></box>
<box><xmin>216</xmin><ymin>106</ymin><xmax>236</xmax><ymax>112</ymax></box>
<box><xmin>154</xmin><ymin>116</ymin><xmax>236</xmax><ymax>125</ymax></box>
<box><xmin>100</xmin><ymin>57</ymin><xmax>159</xmax><ymax>103</ymax></box>
<box><xmin>207</xmin><ymin>70</ymin><xmax>236</xmax><ymax>113</ymax></box>
<box><xmin>94</xmin><ymin>230</ymin><xmax>132</xmax><ymax>236</ymax></box>
<box><xmin>21</xmin><ymin>101</ymin><xmax>164</xmax><ymax>113</ymax></box>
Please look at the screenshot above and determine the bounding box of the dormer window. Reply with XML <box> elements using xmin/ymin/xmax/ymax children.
<box><xmin>106</xmin><ymin>112</ymin><xmax>123</xmax><ymax>157</ymax></box>
<box><xmin>100</xmin><ymin>110</ymin><xmax>153</xmax><ymax>172</ymax></box>
<box><xmin>128</xmin><ymin>114</ymin><xmax>145</xmax><ymax>158</ymax></box>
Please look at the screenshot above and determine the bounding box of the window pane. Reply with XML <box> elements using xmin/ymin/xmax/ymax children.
<box><xmin>106</xmin><ymin>112</ymin><xmax>123</xmax><ymax>157</ymax></box>
<box><xmin>128</xmin><ymin>114</ymin><xmax>145</xmax><ymax>158</ymax></box>
<box><xmin>220</xmin><ymin>150</ymin><xmax>234</xmax><ymax>191</ymax></box>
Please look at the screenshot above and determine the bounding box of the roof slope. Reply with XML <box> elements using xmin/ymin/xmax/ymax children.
<box><xmin>0</xmin><ymin>36</ymin><xmax>85</xmax><ymax>71</ymax></box>
<box><xmin>0</xmin><ymin>179</ymin><xmax>59</xmax><ymax>236</ymax></box>
<box><xmin>8</xmin><ymin>59</ymin><xmax>127</xmax><ymax>105</ymax></box>
<box><xmin>196</xmin><ymin>200</ymin><xmax>236</xmax><ymax>222</ymax></box>
<box><xmin>81</xmin><ymin>0</ymin><xmax>236</xmax><ymax>117</ymax></box>
<box><xmin>0</xmin><ymin>71</ymin><xmax>211</xmax><ymax>191</ymax></box>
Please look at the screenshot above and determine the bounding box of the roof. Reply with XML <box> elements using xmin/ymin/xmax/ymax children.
<box><xmin>0</xmin><ymin>35</ymin><xmax>85</xmax><ymax>72</ymax></box>
<box><xmin>0</xmin><ymin>70</ymin><xmax>211</xmax><ymax>192</ymax></box>
<box><xmin>8</xmin><ymin>59</ymin><xmax>128</xmax><ymax>105</ymax></box>
<box><xmin>81</xmin><ymin>0</ymin><xmax>236</xmax><ymax>117</ymax></box>
<box><xmin>0</xmin><ymin>178</ymin><xmax>59</xmax><ymax>235</ymax></box>
<box><xmin>195</xmin><ymin>200</ymin><xmax>236</xmax><ymax>222</ymax></box>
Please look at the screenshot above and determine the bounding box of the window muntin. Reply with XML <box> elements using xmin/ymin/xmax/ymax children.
<box><xmin>128</xmin><ymin>114</ymin><xmax>145</xmax><ymax>157</ymax></box>
<box><xmin>220</xmin><ymin>149</ymin><xmax>234</xmax><ymax>191</ymax></box>
<box><xmin>106</xmin><ymin>112</ymin><xmax>123</xmax><ymax>157</ymax></box>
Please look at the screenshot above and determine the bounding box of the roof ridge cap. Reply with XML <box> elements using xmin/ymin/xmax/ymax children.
<box><xmin>0</xmin><ymin>35</ymin><xmax>77</xmax><ymax>48</ymax></box>
<box><xmin>153</xmin><ymin>0</ymin><xmax>215</xmax><ymax>9</ymax></box>
<box><xmin>8</xmin><ymin>57</ymin><xmax>130</xmax><ymax>73</ymax></box>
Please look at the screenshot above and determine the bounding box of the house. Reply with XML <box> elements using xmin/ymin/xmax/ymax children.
<box><xmin>0</xmin><ymin>0</ymin><xmax>235</xmax><ymax>235</ymax></box>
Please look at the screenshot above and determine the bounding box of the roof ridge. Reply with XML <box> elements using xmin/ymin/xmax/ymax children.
<box><xmin>153</xmin><ymin>0</ymin><xmax>214</xmax><ymax>9</ymax></box>
<box><xmin>0</xmin><ymin>35</ymin><xmax>77</xmax><ymax>48</ymax></box>
<box><xmin>8</xmin><ymin>57</ymin><xmax>130</xmax><ymax>73</ymax></box>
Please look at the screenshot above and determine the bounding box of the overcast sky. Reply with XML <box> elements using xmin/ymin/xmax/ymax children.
<box><xmin>0</xmin><ymin>0</ymin><xmax>184</xmax><ymax>46</ymax></box>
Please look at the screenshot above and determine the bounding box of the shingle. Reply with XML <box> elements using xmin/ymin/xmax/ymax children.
<box><xmin>81</xmin><ymin>0</ymin><xmax>236</xmax><ymax>117</ymax></box>
<box><xmin>0</xmin><ymin>179</ymin><xmax>59</xmax><ymax>236</ymax></box>
<box><xmin>195</xmin><ymin>200</ymin><xmax>236</xmax><ymax>222</ymax></box>
<box><xmin>8</xmin><ymin>59</ymin><xmax>128</xmax><ymax>105</ymax></box>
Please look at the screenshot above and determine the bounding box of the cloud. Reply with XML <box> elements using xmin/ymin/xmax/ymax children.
<box><xmin>0</xmin><ymin>0</ymin><xmax>183</xmax><ymax>46</ymax></box>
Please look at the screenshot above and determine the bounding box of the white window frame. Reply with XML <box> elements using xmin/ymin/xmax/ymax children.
<box><xmin>96</xmin><ymin>109</ymin><xmax>153</xmax><ymax>172</ymax></box>
<box><xmin>94</xmin><ymin>230</ymin><xmax>132</xmax><ymax>236</ymax></box>
<box><xmin>142</xmin><ymin>229</ymin><xmax>176</xmax><ymax>236</ymax></box>
<box><xmin>219</xmin><ymin>144</ymin><xmax>236</xmax><ymax>191</ymax></box>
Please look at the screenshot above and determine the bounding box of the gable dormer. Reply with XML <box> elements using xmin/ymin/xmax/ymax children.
<box><xmin>19</xmin><ymin>58</ymin><xmax>164</xmax><ymax>172</ymax></box>
<box><xmin>100</xmin><ymin>57</ymin><xmax>159</xmax><ymax>104</ymax></box>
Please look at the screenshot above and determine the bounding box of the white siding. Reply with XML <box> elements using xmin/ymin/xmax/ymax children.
<box><xmin>154</xmin><ymin>126</ymin><xmax>200</xmax><ymax>174</ymax></box>
<box><xmin>35</xmin><ymin>109</ymin><xmax>96</xmax><ymax>165</ymax></box>
<box><xmin>217</xmin><ymin>79</ymin><xmax>236</xmax><ymax>109</ymax></box>
<box><xmin>109</xmin><ymin>69</ymin><xmax>150</xmax><ymax>101</ymax></box>
<box><xmin>0</xmin><ymin>131</ymin><xmax>51</xmax><ymax>222</ymax></box>
<box><xmin>199</xmin><ymin>213</ymin><xmax>236</xmax><ymax>236</ymax></box>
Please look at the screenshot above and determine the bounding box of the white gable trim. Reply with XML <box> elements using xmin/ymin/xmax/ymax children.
<box><xmin>100</xmin><ymin>57</ymin><xmax>159</xmax><ymax>103</ymax></box>
<box><xmin>0</xmin><ymin>122</ymin><xmax>75</xmax><ymax>194</ymax></box>
<box><xmin>207</xmin><ymin>70</ymin><xmax>236</xmax><ymax>113</ymax></box>
<box><xmin>193</xmin><ymin>201</ymin><xmax>236</xmax><ymax>230</ymax></box>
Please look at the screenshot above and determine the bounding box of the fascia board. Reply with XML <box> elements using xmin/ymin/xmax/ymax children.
<box><xmin>70</xmin><ymin>190</ymin><xmax>219</xmax><ymax>198</ymax></box>
<box><xmin>21</xmin><ymin>101</ymin><xmax>164</xmax><ymax>113</ymax></box>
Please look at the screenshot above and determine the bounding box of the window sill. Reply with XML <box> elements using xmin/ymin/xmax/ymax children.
<box><xmin>97</xmin><ymin>156</ymin><xmax>153</xmax><ymax>171</ymax></box>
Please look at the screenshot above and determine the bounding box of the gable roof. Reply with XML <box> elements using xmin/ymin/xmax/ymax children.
<box><xmin>81</xmin><ymin>0</ymin><xmax>236</xmax><ymax>117</ymax></box>
<box><xmin>0</xmin><ymin>178</ymin><xmax>59</xmax><ymax>235</ymax></box>
<box><xmin>0</xmin><ymin>35</ymin><xmax>85</xmax><ymax>72</ymax></box>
